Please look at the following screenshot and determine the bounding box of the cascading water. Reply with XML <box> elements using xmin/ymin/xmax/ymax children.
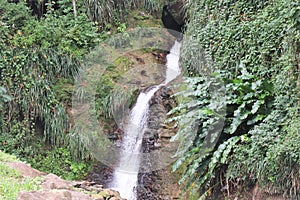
<box><xmin>164</xmin><ymin>40</ymin><xmax>182</xmax><ymax>84</ymax></box>
<box><xmin>109</xmin><ymin>40</ymin><xmax>181</xmax><ymax>200</ymax></box>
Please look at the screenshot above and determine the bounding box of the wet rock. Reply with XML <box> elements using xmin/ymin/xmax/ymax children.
<box><xmin>154</xmin><ymin>73</ymin><xmax>163</xmax><ymax>82</ymax></box>
<box><xmin>160</xmin><ymin>87</ymin><xmax>172</xmax><ymax>98</ymax></box>
<box><xmin>71</xmin><ymin>180</ymin><xmax>103</xmax><ymax>192</ymax></box>
<box><xmin>138</xmin><ymin>85</ymin><xmax>181</xmax><ymax>199</ymax></box>
<box><xmin>154</xmin><ymin>141</ymin><xmax>162</xmax><ymax>148</ymax></box>
<box><xmin>167</xmin><ymin>0</ymin><xmax>186</xmax><ymax>25</ymax></box>
<box><xmin>86</xmin><ymin>163</ymin><xmax>114</xmax><ymax>188</ymax></box>
<box><xmin>108</xmin><ymin>133</ymin><xmax>119</xmax><ymax>140</ymax></box>
<box><xmin>160</xmin><ymin>130</ymin><xmax>173</xmax><ymax>139</ymax></box>
<box><xmin>144</xmin><ymin>129</ymin><xmax>157</xmax><ymax>140</ymax></box>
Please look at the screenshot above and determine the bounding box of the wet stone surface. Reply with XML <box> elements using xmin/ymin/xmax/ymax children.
<box><xmin>137</xmin><ymin>86</ymin><xmax>180</xmax><ymax>200</ymax></box>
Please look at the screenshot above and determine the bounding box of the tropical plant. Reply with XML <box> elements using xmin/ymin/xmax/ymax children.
<box><xmin>0</xmin><ymin>0</ymin><xmax>99</xmax><ymax>177</ymax></box>
<box><xmin>170</xmin><ymin>0</ymin><xmax>300</xmax><ymax>198</ymax></box>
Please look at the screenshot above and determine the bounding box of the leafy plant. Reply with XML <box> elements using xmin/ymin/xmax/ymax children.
<box><xmin>0</xmin><ymin>87</ymin><xmax>12</xmax><ymax>109</ymax></box>
<box><xmin>169</xmin><ymin>68</ymin><xmax>274</xmax><ymax>197</ymax></box>
<box><xmin>171</xmin><ymin>0</ymin><xmax>300</xmax><ymax>198</ymax></box>
<box><xmin>30</xmin><ymin>147</ymin><xmax>91</xmax><ymax>180</ymax></box>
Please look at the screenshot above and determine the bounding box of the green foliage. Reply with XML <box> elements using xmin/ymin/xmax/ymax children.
<box><xmin>0</xmin><ymin>163</ymin><xmax>41</xmax><ymax>200</ymax></box>
<box><xmin>0</xmin><ymin>46</ymin><xmax>78</xmax><ymax>146</ymax></box>
<box><xmin>1</xmin><ymin>0</ymin><xmax>163</xmax><ymax>180</ymax></box>
<box><xmin>0</xmin><ymin>124</ymin><xmax>91</xmax><ymax>179</ymax></box>
<box><xmin>94</xmin><ymin>58</ymin><xmax>136</xmax><ymax>121</ymax></box>
<box><xmin>169</xmin><ymin>69</ymin><xmax>273</xmax><ymax>196</ymax></box>
<box><xmin>0</xmin><ymin>0</ymin><xmax>31</xmax><ymax>51</ymax></box>
<box><xmin>11</xmin><ymin>11</ymin><xmax>99</xmax><ymax>56</ymax></box>
<box><xmin>226</xmin><ymin>63</ymin><xmax>300</xmax><ymax>197</ymax></box>
<box><xmin>224</xmin><ymin>66</ymin><xmax>274</xmax><ymax>134</ymax></box>
<box><xmin>85</xmin><ymin>0</ymin><xmax>163</xmax><ymax>28</ymax></box>
<box><xmin>172</xmin><ymin>0</ymin><xmax>300</xmax><ymax>198</ymax></box>
<box><xmin>0</xmin><ymin>0</ymin><xmax>32</xmax><ymax>31</ymax></box>
<box><xmin>0</xmin><ymin>120</ymin><xmax>34</xmax><ymax>158</ymax></box>
<box><xmin>53</xmin><ymin>78</ymin><xmax>74</xmax><ymax>106</ymax></box>
<box><xmin>0</xmin><ymin>87</ymin><xmax>12</xmax><ymax>110</ymax></box>
<box><xmin>30</xmin><ymin>147</ymin><xmax>91</xmax><ymax>180</ymax></box>
<box><xmin>0</xmin><ymin>0</ymin><xmax>104</xmax><ymax>177</ymax></box>
<box><xmin>227</xmin><ymin>112</ymin><xmax>300</xmax><ymax>198</ymax></box>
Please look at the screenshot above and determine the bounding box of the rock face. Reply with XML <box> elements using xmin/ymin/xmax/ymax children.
<box><xmin>86</xmin><ymin>163</ymin><xmax>114</xmax><ymax>188</ymax></box>
<box><xmin>136</xmin><ymin>86</ymin><xmax>181</xmax><ymax>199</ymax></box>
<box><xmin>166</xmin><ymin>0</ymin><xmax>186</xmax><ymax>26</ymax></box>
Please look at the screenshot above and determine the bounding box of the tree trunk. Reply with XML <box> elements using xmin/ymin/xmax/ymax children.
<box><xmin>72</xmin><ymin>0</ymin><xmax>77</xmax><ymax>18</ymax></box>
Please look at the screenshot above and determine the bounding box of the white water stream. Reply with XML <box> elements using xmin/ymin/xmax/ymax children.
<box><xmin>109</xmin><ymin>40</ymin><xmax>181</xmax><ymax>200</ymax></box>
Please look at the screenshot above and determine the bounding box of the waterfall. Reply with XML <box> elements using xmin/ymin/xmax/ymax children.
<box><xmin>164</xmin><ymin>40</ymin><xmax>182</xmax><ymax>85</ymax></box>
<box><xmin>109</xmin><ymin>40</ymin><xmax>181</xmax><ymax>200</ymax></box>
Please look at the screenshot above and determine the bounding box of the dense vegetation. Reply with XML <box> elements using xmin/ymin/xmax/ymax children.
<box><xmin>0</xmin><ymin>0</ymin><xmax>162</xmax><ymax>180</ymax></box>
<box><xmin>170</xmin><ymin>0</ymin><xmax>300</xmax><ymax>199</ymax></box>
<box><xmin>1</xmin><ymin>0</ymin><xmax>300</xmax><ymax>199</ymax></box>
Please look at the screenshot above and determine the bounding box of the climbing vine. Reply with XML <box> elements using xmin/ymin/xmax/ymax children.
<box><xmin>171</xmin><ymin>0</ymin><xmax>300</xmax><ymax>198</ymax></box>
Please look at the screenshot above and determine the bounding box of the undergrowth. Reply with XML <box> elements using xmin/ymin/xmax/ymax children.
<box><xmin>0</xmin><ymin>151</ymin><xmax>42</xmax><ymax>200</ymax></box>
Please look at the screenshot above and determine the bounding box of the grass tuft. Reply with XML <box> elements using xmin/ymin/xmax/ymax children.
<box><xmin>0</xmin><ymin>151</ymin><xmax>42</xmax><ymax>200</ymax></box>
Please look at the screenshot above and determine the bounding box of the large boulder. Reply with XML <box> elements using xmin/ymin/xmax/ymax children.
<box><xmin>6</xmin><ymin>162</ymin><xmax>45</xmax><ymax>178</ymax></box>
<box><xmin>42</xmin><ymin>173</ymin><xmax>72</xmax><ymax>190</ymax></box>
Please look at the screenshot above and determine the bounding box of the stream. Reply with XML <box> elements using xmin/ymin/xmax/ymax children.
<box><xmin>109</xmin><ymin>40</ymin><xmax>181</xmax><ymax>200</ymax></box>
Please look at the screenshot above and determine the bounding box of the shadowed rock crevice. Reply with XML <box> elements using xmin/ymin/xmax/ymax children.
<box><xmin>161</xmin><ymin>0</ymin><xmax>187</xmax><ymax>38</ymax></box>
